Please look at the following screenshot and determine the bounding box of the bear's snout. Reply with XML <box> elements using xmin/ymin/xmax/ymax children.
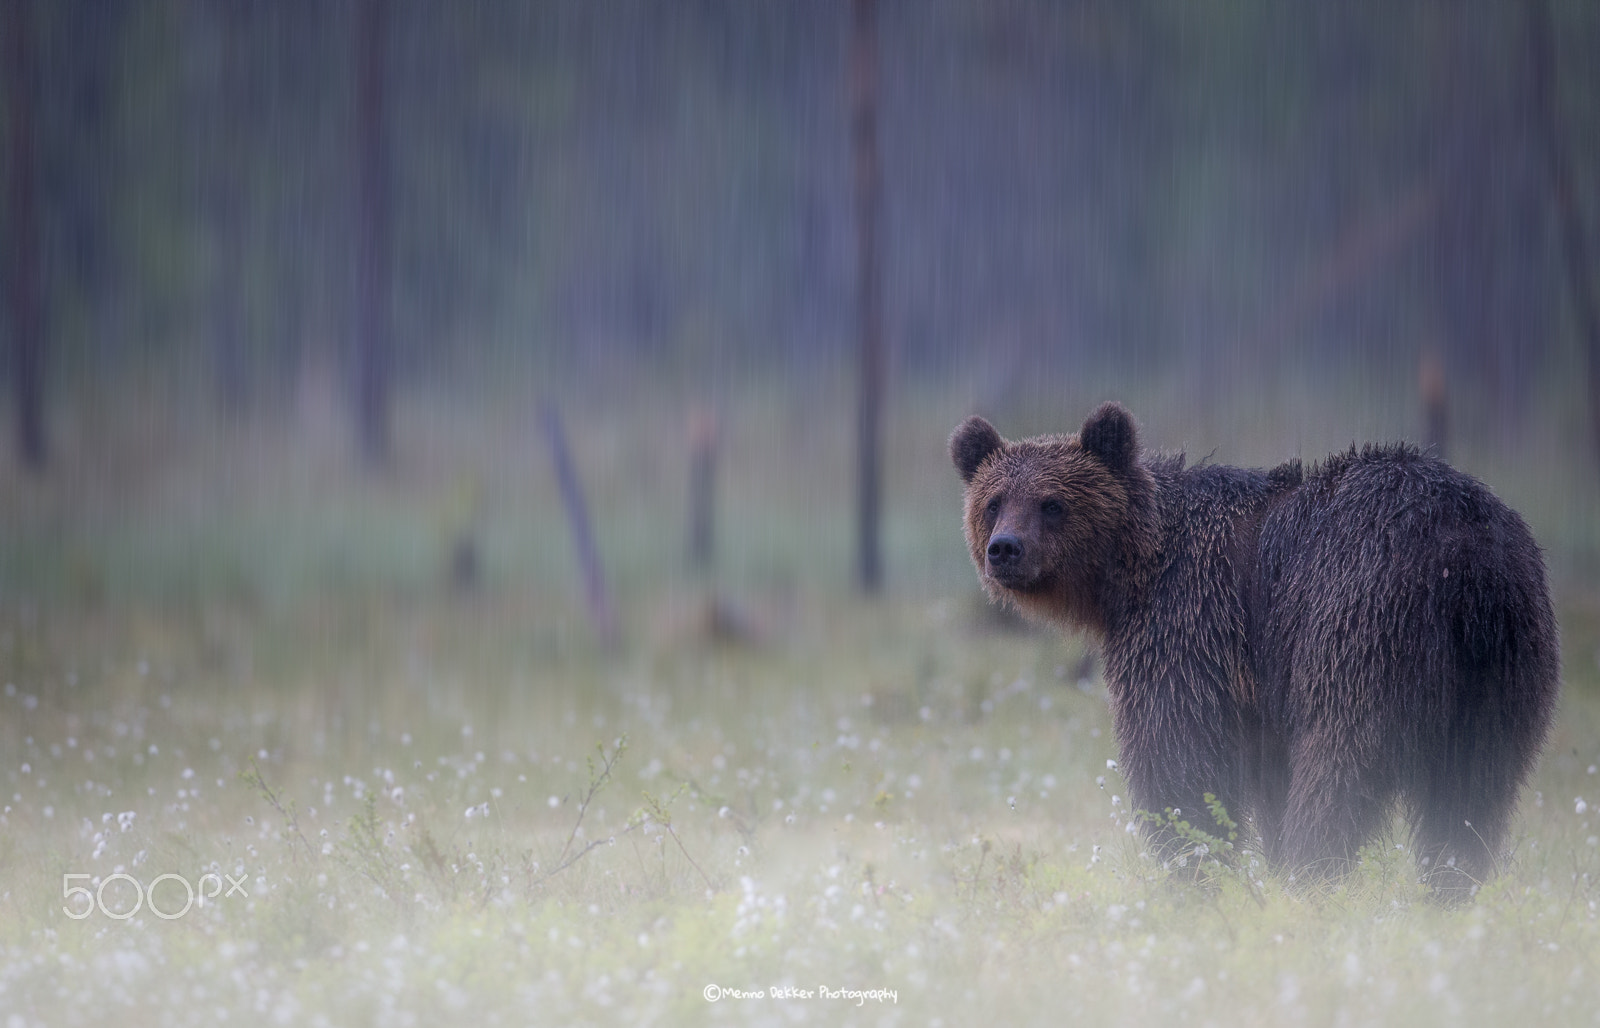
<box><xmin>986</xmin><ymin>534</ymin><xmax>1024</xmax><ymax>566</ymax></box>
<box><xmin>985</xmin><ymin>531</ymin><xmax>1039</xmax><ymax>589</ymax></box>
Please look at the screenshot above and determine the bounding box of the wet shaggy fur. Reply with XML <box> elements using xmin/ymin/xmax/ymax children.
<box><xmin>952</xmin><ymin>402</ymin><xmax>1559</xmax><ymax>895</ymax></box>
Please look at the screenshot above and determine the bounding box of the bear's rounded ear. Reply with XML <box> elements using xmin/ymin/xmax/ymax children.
<box><xmin>1079</xmin><ymin>402</ymin><xmax>1139</xmax><ymax>473</ymax></box>
<box><xmin>950</xmin><ymin>416</ymin><xmax>1005</xmax><ymax>484</ymax></box>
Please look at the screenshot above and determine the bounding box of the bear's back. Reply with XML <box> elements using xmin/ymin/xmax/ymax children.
<box><xmin>1263</xmin><ymin>444</ymin><xmax>1523</xmax><ymax>581</ymax></box>
<box><xmin>1251</xmin><ymin>444</ymin><xmax>1554</xmax><ymax>730</ymax></box>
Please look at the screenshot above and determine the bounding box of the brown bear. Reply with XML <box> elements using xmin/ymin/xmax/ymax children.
<box><xmin>951</xmin><ymin>402</ymin><xmax>1558</xmax><ymax>895</ymax></box>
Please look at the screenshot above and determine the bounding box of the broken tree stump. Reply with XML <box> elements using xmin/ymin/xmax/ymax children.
<box><xmin>540</xmin><ymin>403</ymin><xmax>618</xmax><ymax>649</ymax></box>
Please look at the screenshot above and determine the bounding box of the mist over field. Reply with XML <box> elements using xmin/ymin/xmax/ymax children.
<box><xmin>4</xmin><ymin>2</ymin><xmax>1600</xmax><ymax>1025</ymax></box>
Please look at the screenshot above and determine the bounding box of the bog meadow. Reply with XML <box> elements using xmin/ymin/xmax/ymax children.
<box><xmin>5</xmin><ymin>3</ymin><xmax>1600</xmax><ymax>1025</ymax></box>
<box><xmin>3</xmin><ymin>379</ymin><xmax>1600</xmax><ymax>1027</ymax></box>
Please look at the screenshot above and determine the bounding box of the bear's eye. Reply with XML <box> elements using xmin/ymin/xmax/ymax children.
<box><xmin>1041</xmin><ymin>499</ymin><xmax>1064</xmax><ymax>518</ymax></box>
<box><xmin>985</xmin><ymin>497</ymin><xmax>1001</xmax><ymax>518</ymax></box>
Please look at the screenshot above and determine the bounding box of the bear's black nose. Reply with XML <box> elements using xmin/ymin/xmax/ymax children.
<box><xmin>987</xmin><ymin>534</ymin><xmax>1023</xmax><ymax>566</ymax></box>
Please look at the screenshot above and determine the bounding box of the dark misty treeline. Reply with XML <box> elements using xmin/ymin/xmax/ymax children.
<box><xmin>4</xmin><ymin>1</ymin><xmax>1600</xmax><ymax>449</ymax></box>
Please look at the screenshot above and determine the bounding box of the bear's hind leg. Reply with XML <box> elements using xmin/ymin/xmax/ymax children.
<box><xmin>1409</xmin><ymin>713</ymin><xmax>1528</xmax><ymax>899</ymax></box>
<box><xmin>1410</xmin><ymin>613</ymin><xmax>1559</xmax><ymax>899</ymax></box>
<box><xmin>1409</xmin><ymin>793</ymin><xmax>1507</xmax><ymax>901</ymax></box>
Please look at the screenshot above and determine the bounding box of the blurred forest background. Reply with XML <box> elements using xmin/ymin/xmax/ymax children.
<box><xmin>4</xmin><ymin>0</ymin><xmax>1600</xmax><ymax>621</ymax></box>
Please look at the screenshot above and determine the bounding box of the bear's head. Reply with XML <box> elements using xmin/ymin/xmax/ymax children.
<box><xmin>950</xmin><ymin>402</ymin><xmax>1153</xmax><ymax>633</ymax></box>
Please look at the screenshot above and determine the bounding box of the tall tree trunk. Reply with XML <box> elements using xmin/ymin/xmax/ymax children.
<box><xmin>852</xmin><ymin>0</ymin><xmax>885</xmax><ymax>594</ymax></box>
<box><xmin>1528</xmin><ymin>0</ymin><xmax>1600</xmax><ymax>474</ymax></box>
<box><xmin>355</xmin><ymin>0</ymin><xmax>392</xmax><ymax>467</ymax></box>
<box><xmin>5</xmin><ymin>0</ymin><xmax>45</xmax><ymax>472</ymax></box>
<box><xmin>211</xmin><ymin>1</ymin><xmax>249</xmax><ymax>417</ymax></box>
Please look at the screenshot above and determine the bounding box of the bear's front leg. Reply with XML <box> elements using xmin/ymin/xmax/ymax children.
<box><xmin>1275</xmin><ymin>733</ymin><xmax>1397</xmax><ymax>881</ymax></box>
<box><xmin>1114</xmin><ymin>700</ymin><xmax>1245</xmax><ymax>865</ymax></box>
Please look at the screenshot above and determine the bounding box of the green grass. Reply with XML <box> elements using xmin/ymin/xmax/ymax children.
<box><xmin>1</xmin><ymin>382</ymin><xmax>1599</xmax><ymax>1025</ymax></box>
